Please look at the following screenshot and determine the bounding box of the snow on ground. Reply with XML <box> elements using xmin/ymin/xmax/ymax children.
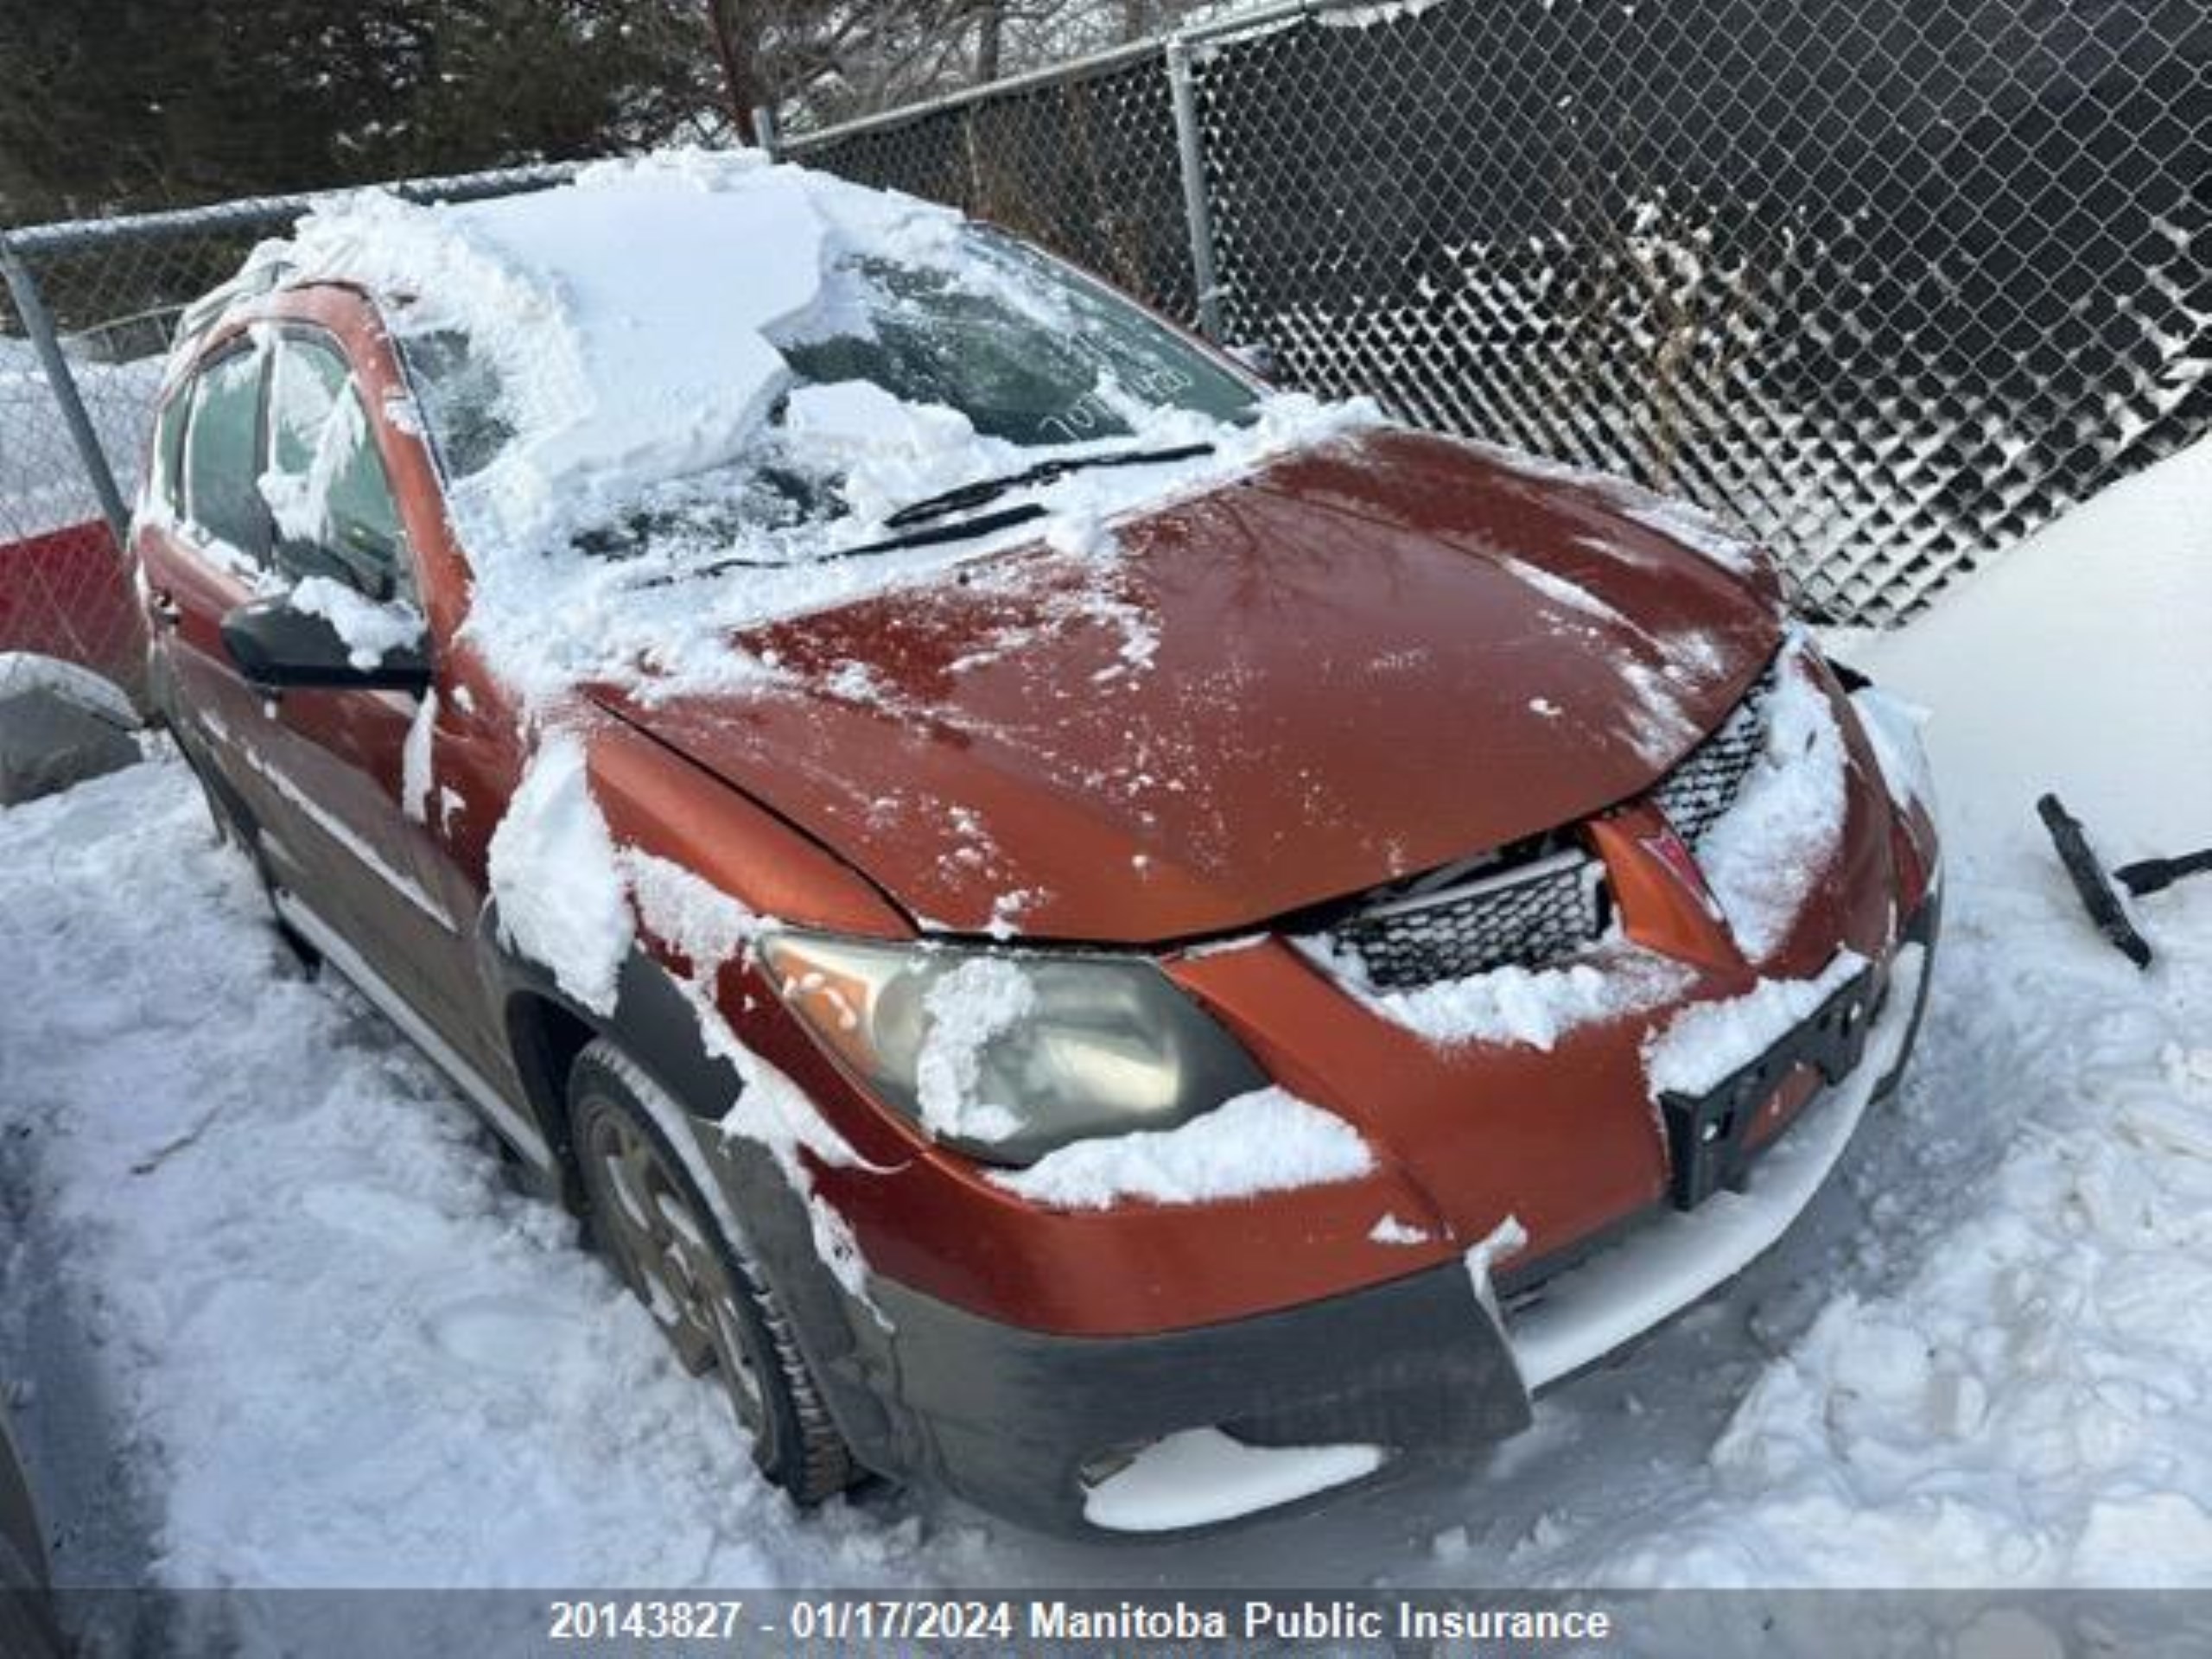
<box><xmin>2</xmin><ymin>442</ymin><xmax>2209</xmax><ymax>1625</ymax></box>
<box><xmin>0</xmin><ymin>772</ymin><xmax>928</xmax><ymax>1596</ymax></box>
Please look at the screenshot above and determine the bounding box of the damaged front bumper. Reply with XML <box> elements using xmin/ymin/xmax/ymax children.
<box><xmin>833</xmin><ymin>893</ymin><xmax>1940</xmax><ymax>1536</ymax></box>
<box><xmin>1510</xmin><ymin>893</ymin><xmax>1936</xmax><ymax>1391</ymax></box>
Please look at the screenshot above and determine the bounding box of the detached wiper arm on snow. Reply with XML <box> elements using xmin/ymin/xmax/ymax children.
<box><xmin>880</xmin><ymin>441</ymin><xmax>1214</xmax><ymax>529</ymax></box>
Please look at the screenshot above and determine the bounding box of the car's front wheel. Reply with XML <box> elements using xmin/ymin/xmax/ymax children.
<box><xmin>567</xmin><ymin>1040</ymin><xmax>857</xmax><ymax>1505</ymax></box>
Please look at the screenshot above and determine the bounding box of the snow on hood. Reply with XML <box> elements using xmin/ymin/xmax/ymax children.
<box><xmin>597</xmin><ymin>428</ymin><xmax>1785</xmax><ymax>943</ymax></box>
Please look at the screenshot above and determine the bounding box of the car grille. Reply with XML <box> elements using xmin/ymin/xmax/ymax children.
<box><xmin>1325</xmin><ymin>848</ymin><xmax>1609</xmax><ymax>992</ymax></box>
<box><xmin>1648</xmin><ymin>658</ymin><xmax>1781</xmax><ymax>847</ymax></box>
<box><xmin>1316</xmin><ymin>658</ymin><xmax>1781</xmax><ymax>994</ymax></box>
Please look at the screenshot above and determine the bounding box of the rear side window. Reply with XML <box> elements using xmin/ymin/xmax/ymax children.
<box><xmin>144</xmin><ymin>390</ymin><xmax>189</xmax><ymax>518</ymax></box>
<box><xmin>182</xmin><ymin>348</ymin><xmax>268</xmax><ymax>560</ymax></box>
<box><xmin>263</xmin><ymin>335</ymin><xmax>415</xmax><ymax>602</ymax></box>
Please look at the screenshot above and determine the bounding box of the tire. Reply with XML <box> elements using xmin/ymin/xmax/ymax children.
<box><xmin>567</xmin><ymin>1040</ymin><xmax>856</xmax><ymax>1505</ymax></box>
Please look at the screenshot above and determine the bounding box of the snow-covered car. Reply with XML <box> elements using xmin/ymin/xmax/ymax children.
<box><xmin>129</xmin><ymin>152</ymin><xmax>1939</xmax><ymax>1535</ymax></box>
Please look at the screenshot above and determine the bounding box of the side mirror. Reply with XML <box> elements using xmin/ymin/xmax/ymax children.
<box><xmin>219</xmin><ymin>594</ymin><xmax>431</xmax><ymax>695</ymax></box>
<box><xmin>276</xmin><ymin>537</ymin><xmax>397</xmax><ymax>603</ymax></box>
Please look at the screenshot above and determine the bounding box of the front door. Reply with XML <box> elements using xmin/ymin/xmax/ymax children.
<box><xmin>247</xmin><ymin>328</ymin><xmax>502</xmax><ymax>1077</ymax></box>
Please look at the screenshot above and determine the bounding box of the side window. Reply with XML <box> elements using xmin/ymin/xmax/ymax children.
<box><xmin>263</xmin><ymin>335</ymin><xmax>415</xmax><ymax>603</ymax></box>
<box><xmin>144</xmin><ymin>389</ymin><xmax>189</xmax><ymax>519</ymax></box>
<box><xmin>394</xmin><ymin>328</ymin><xmax>512</xmax><ymax>480</ymax></box>
<box><xmin>181</xmin><ymin>348</ymin><xmax>269</xmax><ymax>560</ymax></box>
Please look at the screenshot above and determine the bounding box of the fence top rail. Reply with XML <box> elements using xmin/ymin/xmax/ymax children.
<box><xmin>0</xmin><ymin>161</ymin><xmax>587</xmax><ymax>258</ymax></box>
<box><xmin>777</xmin><ymin>0</ymin><xmax>1350</xmax><ymax>156</ymax></box>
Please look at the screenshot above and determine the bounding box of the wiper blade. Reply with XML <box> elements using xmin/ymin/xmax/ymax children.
<box><xmin>652</xmin><ymin>442</ymin><xmax>1217</xmax><ymax>584</ymax></box>
<box><xmin>675</xmin><ymin>503</ymin><xmax>1048</xmax><ymax>581</ymax></box>
<box><xmin>882</xmin><ymin>441</ymin><xmax>1214</xmax><ymax>529</ymax></box>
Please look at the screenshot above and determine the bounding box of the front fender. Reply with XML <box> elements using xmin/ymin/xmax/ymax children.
<box><xmin>474</xmin><ymin>904</ymin><xmax>902</xmax><ymax>1468</ymax></box>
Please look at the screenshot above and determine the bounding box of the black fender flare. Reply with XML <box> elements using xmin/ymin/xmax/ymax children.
<box><xmin>474</xmin><ymin>904</ymin><xmax>901</xmax><ymax>1465</ymax></box>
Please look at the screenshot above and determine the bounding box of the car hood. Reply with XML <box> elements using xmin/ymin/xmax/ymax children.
<box><xmin>590</xmin><ymin>429</ymin><xmax>1784</xmax><ymax>944</ymax></box>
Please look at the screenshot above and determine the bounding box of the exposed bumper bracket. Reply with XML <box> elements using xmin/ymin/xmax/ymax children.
<box><xmin>1657</xmin><ymin>959</ymin><xmax>1886</xmax><ymax>1211</ymax></box>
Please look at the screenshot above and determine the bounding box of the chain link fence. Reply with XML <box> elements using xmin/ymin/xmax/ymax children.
<box><xmin>784</xmin><ymin>0</ymin><xmax>2209</xmax><ymax>625</ymax></box>
<box><xmin>0</xmin><ymin>167</ymin><xmax>576</xmax><ymax>709</ymax></box>
<box><xmin>0</xmin><ymin>0</ymin><xmax>2204</xmax><ymax>711</ymax></box>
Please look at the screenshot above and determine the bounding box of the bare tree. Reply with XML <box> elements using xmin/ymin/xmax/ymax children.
<box><xmin>702</xmin><ymin>0</ymin><xmax>765</xmax><ymax>142</ymax></box>
<box><xmin>976</xmin><ymin>0</ymin><xmax>1005</xmax><ymax>82</ymax></box>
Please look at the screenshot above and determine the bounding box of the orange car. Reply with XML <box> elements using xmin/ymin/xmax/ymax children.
<box><xmin>134</xmin><ymin>157</ymin><xmax>1937</xmax><ymax>1535</ymax></box>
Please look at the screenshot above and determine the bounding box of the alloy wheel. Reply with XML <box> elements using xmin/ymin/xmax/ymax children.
<box><xmin>578</xmin><ymin>1101</ymin><xmax>766</xmax><ymax>1436</ymax></box>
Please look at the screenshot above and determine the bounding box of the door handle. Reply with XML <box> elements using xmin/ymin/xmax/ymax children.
<box><xmin>148</xmin><ymin>589</ymin><xmax>182</xmax><ymax>628</ymax></box>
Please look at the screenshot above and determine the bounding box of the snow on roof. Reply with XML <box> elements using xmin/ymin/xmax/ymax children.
<box><xmin>247</xmin><ymin>148</ymin><xmax>1369</xmax><ymax>706</ymax></box>
<box><xmin>264</xmin><ymin>151</ymin><xmax>947</xmax><ymax>563</ymax></box>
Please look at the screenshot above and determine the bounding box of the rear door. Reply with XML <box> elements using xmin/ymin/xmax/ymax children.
<box><xmin>136</xmin><ymin>337</ymin><xmax>321</xmax><ymax>864</ymax></box>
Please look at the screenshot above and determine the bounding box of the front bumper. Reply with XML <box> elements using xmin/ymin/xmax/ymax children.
<box><xmin>857</xmin><ymin>1243</ymin><xmax>1529</xmax><ymax>1536</ymax></box>
<box><xmin>833</xmin><ymin>893</ymin><xmax>1939</xmax><ymax>1535</ymax></box>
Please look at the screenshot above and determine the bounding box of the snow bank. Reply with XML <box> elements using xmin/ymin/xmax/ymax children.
<box><xmin>988</xmin><ymin>1087</ymin><xmax>1373</xmax><ymax>1211</ymax></box>
<box><xmin>0</xmin><ymin>652</ymin><xmax>137</xmax><ymax>725</ymax></box>
<box><xmin>1541</xmin><ymin>443</ymin><xmax>2212</xmax><ymax>1589</ymax></box>
<box><xmin>1847</xmin><ymin>684</ymin><xmax>1937</xmax><ymax>831</ymax></box>
<box><xmin>0</xmin><ymin>766</ymin><xmax>922</xmax><ymax>1594</ymax></box>
<box><xmin>1859</xmin><ymin>436</ymin><xmax>2212</xmax><ymax>858</ymax></box>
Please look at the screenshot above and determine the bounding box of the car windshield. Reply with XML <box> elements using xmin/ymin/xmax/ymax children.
<box><xmin>782</xmin><ymin>233</ymin><xmax>1255</xmax><ymax>448</ymax></box>
<box><xmin>396</xmin><ymin>227</ymin><xmax>1257</xmax><ymax>559</ymax></box>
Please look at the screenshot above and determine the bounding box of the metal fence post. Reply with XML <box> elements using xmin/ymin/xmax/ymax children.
<box><xmin>0</xmin><ymin>233</ymin><xmax>133</xmax><ymax>548</ymax></box>
<box><xmin>1164</xmin><ymin>37</ymin><xmax>1224</xmax><ymax>341</ymax></box>
<box><xmin>753</xmin><ymin>104</ymin><xmax>781</xmax><ymax>160</ymax></box>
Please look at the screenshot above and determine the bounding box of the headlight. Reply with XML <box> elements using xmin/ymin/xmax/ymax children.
<box><xmin>756</xmin><ymin>932</ymin><xmax>1268</xmax><ymax>1166</ymax></box>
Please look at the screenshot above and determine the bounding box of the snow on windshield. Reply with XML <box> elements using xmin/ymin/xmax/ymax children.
<box><xmin>253</xmin><ymin>148</ymin><xmax>1370</xmax><ymax>703</ymax></box>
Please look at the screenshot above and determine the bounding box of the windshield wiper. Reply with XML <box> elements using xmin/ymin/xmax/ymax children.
<box><xmin>671</xmin><ymin>503</ymin><xmax>1052</xmax><ymax>581</ymax></box>
<box><xmin>654</xmin><ymin>441</ymin><xmax>1218</xmax><ymax>583</ymax></box>
<box><xmin>880</xmin><ymin>441</ymin><xmax>1214</xmax><ymax>529</ymax></box>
